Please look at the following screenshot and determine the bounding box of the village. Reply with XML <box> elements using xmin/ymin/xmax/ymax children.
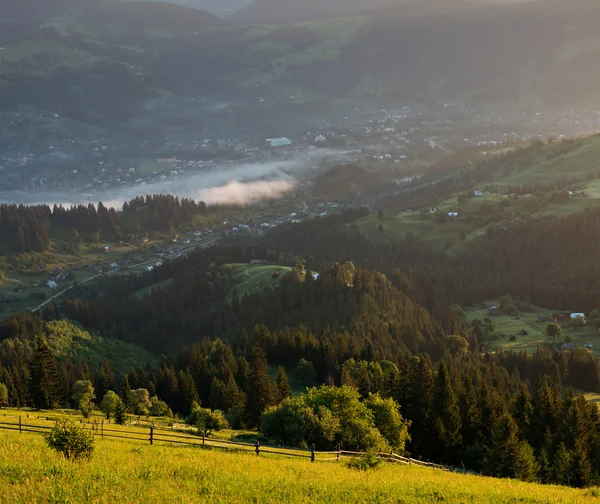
<box><xmin>2</xmin><ymin>103</ymin><xmax>600</xmax><ymax>201</ymax></box>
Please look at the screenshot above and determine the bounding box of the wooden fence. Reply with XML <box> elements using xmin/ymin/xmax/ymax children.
<box><xmin>0</xmin><ymin>415</ymin><xmax>450</xmax><ymax>470</ymax></box>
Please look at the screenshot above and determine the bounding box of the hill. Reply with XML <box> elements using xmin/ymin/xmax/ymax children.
<box><xmin>4</xmin><ymin>0</ymin><xmax>600</xmax><ymax>127</ymax></box>
<box><xmin>2</xmin><ymin>428</ymin><xmax>599</xmax><ymax>503</ymax></box>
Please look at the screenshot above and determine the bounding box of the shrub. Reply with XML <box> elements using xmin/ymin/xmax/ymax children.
<box><xmin>346</xmin><ymin>453</ymin><xmax>383</xmax><ymax>471</ymax></box>
<box><xmin>186</xmin><ymin>403</ymin><xmax>229</xmax><ymax>434</ymax></box>
<box><xmin>45</xmin><ymin>419</ymin><xmax>95</xmax><ymax>461</ymax></box>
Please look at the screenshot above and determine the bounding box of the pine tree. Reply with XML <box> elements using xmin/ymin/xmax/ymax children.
<box><xmin>28</xmin><ymin>337</ymin><xmax>62</xmax><ymax>409</ymax></box>
<box><xmin>570</xmin><ymin>441</ymin><xmax>592</xmax><ymax>488</ymax></box>
<box><xmin>274</xmin><ymin>366</ymin><xmax>292</xmax><ymax>403</ymax></box>
<box><xmin>484</xmin><ymin>413</ymin><xmax>538</xmax><ymax>482</ymax></box>
<box><xmin>114</xmin><ymin>398</ymin><xmax>127</xmax><ymax>425</ymax></box>
<box><xmin>460</xmin><ymin>376</ymin><xmax>482</xmax><ymax>446</ymax></box>
<box><xmin>178</xmin><ymin>368</ymin><xmax>199</xmax><ymax>416</ymax></box>
<box><xmin>512</xmin><ymin>384</ymin><xmax>533</xmax><ymax>440</ymax></box>
<box><xmin>245</xmin><ymin>343</ymin><xmax>273</xmax><ymax>428</ymax></box>
<box><xmin>429</xmin><ymin>361</ymin><xmax>462</xmax><ymax>463</ymax></box>
<box><xmin>552</xmin><ymin>442</ymin><xmax>572</xmax><ymax>486</ymax></box>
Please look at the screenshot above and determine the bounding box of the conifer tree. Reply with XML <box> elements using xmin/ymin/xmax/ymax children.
<box><xmin>114</xmin><ymin>398</ymin><xmax>127</xmax><ymax>425</ymax></box>
<box><xmin>552</xmin><ymin>442</ymin><xmax>572</xmax><ymax>486</ymax></box>
<box><xmin>28</xmin><ymin>338</ymin><xmax>62</xmax><ymax>409</ymax></box>
<box><xmin>245</xmin><ymin>343</ymin><xmax>273</xmax><ymax>428</ymax></box>
<box><xmin>430</xmin><ymin>361</ymin><xmax>462</xmax><ymax>462</ymax></box>
<box><xmin>484</xmin><ymin>413</ymin><xmax>538</xmax><ymax>482</ymax></box>
<box><xmin>178</xmin><ymin>368</ymin><xmax>199</xmax><ymax>416</ymax></box>
<box><xmin>512</xmin><ymin>384</ymin><xmax>533</xmax><ymax>440</ymax></box>
<box><xmin>275</xmin><ymin>366</ymin><xmax>292</xmax><ymax>403</ymax></box>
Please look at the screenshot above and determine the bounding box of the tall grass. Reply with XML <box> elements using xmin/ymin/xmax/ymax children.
<box><xmin>1</xmin><ymin>430</ymin><xmax>599</xmax><ymax>503</ymax></box>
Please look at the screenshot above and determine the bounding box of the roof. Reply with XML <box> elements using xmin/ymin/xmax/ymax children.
<box><xmin>570</xmin><ymin>313</ymin><xmax>585</xmax><ymax>319</ymax></box>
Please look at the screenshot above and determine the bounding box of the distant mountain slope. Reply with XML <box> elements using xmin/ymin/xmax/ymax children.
<box><xmin>228</xmin><ymin>0</ymin><xmax>526</xmax><ymax>25</ymax></box>
<box><xmin>3</xmin><ymin>0</ymin><xmax>600</xmax><ymax>125</ymax></box>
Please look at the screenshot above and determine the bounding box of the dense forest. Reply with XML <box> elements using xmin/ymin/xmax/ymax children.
<box><xmin>0</xmin><ymin>195</ymin><xmax>210</xmax><ymax>252</ymax></box>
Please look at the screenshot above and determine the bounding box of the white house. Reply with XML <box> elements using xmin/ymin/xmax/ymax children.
<box><xmin>570</xmin><ymin>313</ymin><xmax>586</xmax><ymax>320</ymax></box>
<box><xmin>448</xmin><ymin>212</ymin><xmax>459</xmax><ymax>217</ymax></box>
<box><xmin>46</xmin><ymin>280</ymin><xmax>58</xmax><ymax>289</ymax></box>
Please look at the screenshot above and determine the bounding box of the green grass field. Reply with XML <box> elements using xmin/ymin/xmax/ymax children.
<box><xmin>466</xmin><ymin>302</ymin><xmax>600</xmax><ymax>355</ymax></box>
<box><xmin>353</xmin><ymin>212</ymin><xmax>470</xmax><ymax>253</ymax></box>
<box><xmin>1</xmin><ymin>425</ymin><xmax>599</xmax><ymax>503</ymax></box>
<box><xmin>482</xmin><ymin>136</ymin><xmax>600</xmax><ymax>190</ymax></box>
<box><xmin>229</xmin><ymin>264</ymin><xmax>292</xmax><ymax>298</ymax></box>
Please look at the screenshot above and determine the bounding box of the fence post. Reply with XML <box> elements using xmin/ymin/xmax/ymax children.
<box><xmin>202</xmin><ymin>432</ymin><xmax>205</xmax><ymax>447</ymax></box>
<box><xmin>311</xmin><ymin>443</ymin><xmax>315</xmax><ymax>463</ymax></box>
<box><xmin>337</xmin><ymin>443</ymin><xmax>340</xmax><ymax>463</ymax></box>
<box><xmin>19</xmin><ymin>416</ymin><xmax>22</xmax><ymax>434</ymax></box>
<box><xmin>150</xmin><ymin>426</ymin><xmax>154</xmax><ymax>445</ymax></box>
<box><xmin>101</xmin><ymin>420</ymin><xmax>104</xmax><ymax>439</ymax></box>
<box><xmin>255</xmin><ymin>440</ymin><xmax>260</xmax><ymax>456</ymax></box>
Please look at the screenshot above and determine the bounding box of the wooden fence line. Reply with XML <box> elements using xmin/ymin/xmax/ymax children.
<box><xmin>0</xmin><ymin>417</ymin><xmax>451</xmax><ymax>471</ymax></box>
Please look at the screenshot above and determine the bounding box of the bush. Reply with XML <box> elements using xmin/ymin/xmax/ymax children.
<box><xmin>346</xmin><ymin>453</ymin><xmax>383</xmax><ymax>471</ymax></box>
<box><xmin>45</xmin><ymin>419</ymin><xmax>95</xmax><ymax>461</ymax></box>
<box><xmin>186</xmin><ymin>403</ymin><xmax>229</xmax><ymax>434</ymax></box>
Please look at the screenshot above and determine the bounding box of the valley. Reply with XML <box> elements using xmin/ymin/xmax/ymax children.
<box><xmin>4</xmin><ymin>0</ymin><xmax>600</xmax><ymax>499</ymax></box>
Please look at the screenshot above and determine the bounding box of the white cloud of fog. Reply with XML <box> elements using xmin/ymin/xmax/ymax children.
<box><xmin>0</xmin><ymin>148</ymin><xmax>354</xmax><ymax>209</ymax></box>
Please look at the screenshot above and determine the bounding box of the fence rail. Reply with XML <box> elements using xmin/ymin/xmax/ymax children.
<box><xmin>0</xmin><ymin>416</ymin><xmax>450</xmax><ymax>471</ymax></box>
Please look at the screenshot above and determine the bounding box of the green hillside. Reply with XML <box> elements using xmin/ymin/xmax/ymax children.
<box><xmin>229</xmin><ymin>263</ymin><xmax>292</xmax><ymax>298</ymax></box>
<box><xmin>1</xmin><ymin>429</ymin><xmax>599</xmax><ymax>503</ymax></box>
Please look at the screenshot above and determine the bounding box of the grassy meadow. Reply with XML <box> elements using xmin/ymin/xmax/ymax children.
<box><xmin>228</xmin><ymin>263</ymin><xmax>292</xmax><ymax>298</ymax></box>
<box><xmin>2</xmin><ymin>427</ymin><xmax>600</xmax><ymax>503</ymax></box>
<box><xmin>466</xmin><ymin>303</ymin><xmax>600</xmax><ymax>355</ymax></box>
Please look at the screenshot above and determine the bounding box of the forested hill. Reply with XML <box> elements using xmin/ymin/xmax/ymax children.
<box><xmin>59</xmin><ymin>246</ymin><xmax>447</xmax><ymax>359</ymax></box>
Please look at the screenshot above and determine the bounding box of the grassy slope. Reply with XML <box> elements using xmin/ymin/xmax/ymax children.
<box><xmin>229</xmin><ymin>263</ymin><xmax>292</xmax><ymax>298</ymax></box>
<box><xmin>465</xmin><ymin>302</ymin><xmax>600</xmax><ymax>355</ymax></box>
<box><xmin>1</xmin><ymin>429</ymin><xmax>599</xmax><ymax>503</ymax></box>
<box><xmin>357</xmin><ymin>136</ymin><xmax>600</xmax><ymax>254</ymax></box>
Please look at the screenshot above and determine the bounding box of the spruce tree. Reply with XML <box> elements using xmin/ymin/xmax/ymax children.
<box><xmin>552</xmin><ymin>442</ymin><xmax>572</xmax><ymax>486</ymax></box>
<box><xmin>274</xmin><ymin>366</ymin><xmax>292</xmax><ymax>403</ymax></box>
<box><xmin>114</xmin><ymin>398</ymin><xmax>127</xmax><ymax>425</ymax></box>
<box><xmin>245</xmin><ymin>343</ymin><xmax>273</xmax><ymax>428</ymax></box>
<box><xmin>28</xmin><ymin>337</ymin><xmax>62</xmax><ymax>409</ymax></box>
<box><xmin>484</xmin><ymin>413</ymin><xmax>538</xmax><ymax>482</ymax></box>
<box><xmin>430</xmin><ymin>361</ymin><xmax>462</xmax><ymax>463</ymax></box>
<box><xmin>512</xmin><ymin>384</ymin><xmax>533</xmax><ymax>440</ymax></box>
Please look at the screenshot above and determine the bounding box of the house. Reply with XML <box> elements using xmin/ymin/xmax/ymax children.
<box><xmin>46</xmin><ymin>280</ymin><xmax>58</xmax><ymax>289</ymax></box>
<box><xmin>561</xmin><ymin>342</ymin><xmax>576</xmax><ymax>350</ymax></box>
<box><xmin>104</xmin><ymin>246</ymin><xmax>111</xmax><ymax>252</ymax></box>
<box><xmin>519</xmin><ymin>329</ymin><xmax>528</xmax><ymax>336</ymax></box>
<box><xmin>570</xmin><ymin>313</ymin><xmax>586</xmax><ymax>321</ymax></box>
<box><xmin>509</xmin><ymin>334</ymin><xmax>517</xmax><ymax>342</ymax></box>
<box><xmin>488</xmin><ymin>308</ymin><xmax>501</xmax><ymax>317</ymax></box>
<box><xmin>250</xmin><ymin>260</ymin><xmax>262</xmax><ymax>266</ymax></box>
<box><xmin>146</xmin><ymin>266</ymin><xmax>154</xmax><ymax>272</ymax></box>
<box><xmin>474</xmin><ymin>190</ymin><xmax>485</xmax><ymax>197</ymax></box>
<box><xmin>109</xmin><ymin>263</ymin><xmax>119</xmax><ymax>270</ymax></box>
<box><xmin>584</xmin><ymin>343</ymin><xmax>594</xmax><ymax>350</ymax></box>
<box><xmin>555</xmin><ymin>315</ymin><xmax>568</xmax><ymax>323</ymax></box>
<box><xmin>538</xmin><ymin>315</ymin><xmax>551</xmax><ymax>323</ymax></box>
<box><xmin>448</xmin><ymin>212</ymin><xmax>459</xmax><ymax>217</ymax></box>
<box><xmin>478</xmin><ymin>303</ymin><xmax>488</xmax><ymax>310</ymax></box>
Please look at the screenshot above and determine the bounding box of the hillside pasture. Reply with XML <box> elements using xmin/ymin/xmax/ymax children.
<box><xmin>228</xmin><ymin>263</ymin><xmax>292</xmax><ymax>298</ymax></box>
<box><xmin>1</xmin><ymin>426</ymin><xmax>599</xmax><ymax>503</ymax></box>
<box><xmin>466</xmin><ymin>303</ymin><xmax>600</xmax><ymax>355</ymax></box>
